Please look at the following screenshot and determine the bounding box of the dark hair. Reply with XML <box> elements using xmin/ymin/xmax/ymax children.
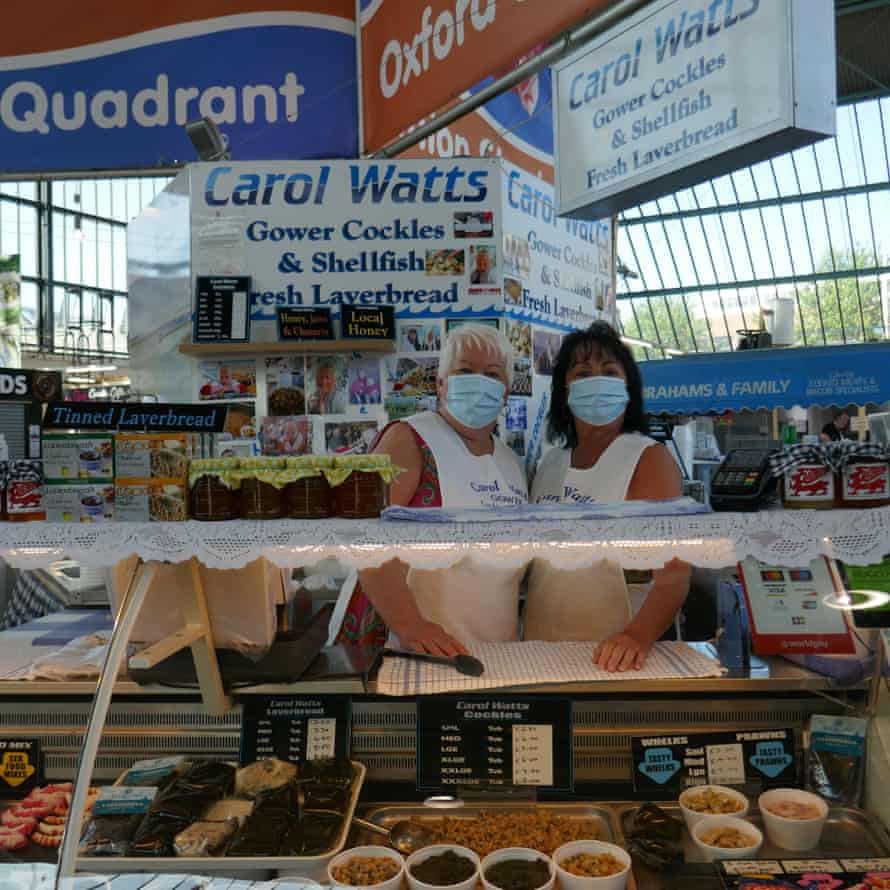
<box><xmin>547</xmin><ymin>321</ymin><xmax>648</xmax><ymax>447</ymax></box>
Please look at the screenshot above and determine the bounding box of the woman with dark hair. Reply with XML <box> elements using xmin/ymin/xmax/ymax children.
<box><xmin>525</xmin><ymin>322</ymin><xmax>691</xmax><ymax>672</ymax></box>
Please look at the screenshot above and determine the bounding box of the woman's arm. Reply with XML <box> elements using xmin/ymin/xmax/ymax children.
<box><xmin>593</xmin><ymin>443</ymin><xmax>692</xmax><ymax>671</ymax></box>
<box><xmin>357</xmin><ymin>423</ymin><xmax>468</xmax><ymax>656</ymax></box>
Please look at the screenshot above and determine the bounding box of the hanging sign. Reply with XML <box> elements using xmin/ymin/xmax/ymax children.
<box><xmin>0</xmin><ymin>369</ymin><xmax>62</xmax><ymax>403</ymax></box>
<box><xmin>632</xmin><ymin>728</ymin><xmax>796</xmax><ymax>793</ymax></box>
<box><xmin>277</xmin><ymin>307</ymin><xmax>334</xmax><ymax>341</ymax></box>
<box><xmin>0</xmin><ymin>739</ymin><xmax>42</xmax><ymax>797</ymax></box>
<box><xmin>239</xmin><ymin>696</ymin><xmax>352</xmax><ymax>764</ymax></box>
<box><xmin>193</xmin><ymin>276</ymin><xmax>251</xmax><ymax>343</ymax></box>
<box><xmin>42</xmin><ymin>402</ymin><xmax>228</xmax><ymax>432</ymax></box>
<box><xmin>553</xmin><ymin>0</ymin><xmax>836</xmax><ymax>219</ymax></box>
<box><xmin>417</xmin><ymin>696</ymin><xmax>573</xmax><ymax>792</ymax></box>
<box><xmin>738</xmin><ymin>557</ymin><xmax>855</xmax><ymax>656</ymax></box>
<box><xmin>341</xmin><ymin>305</ymin><xmax>395</xmax><ymax>340</ymax></box>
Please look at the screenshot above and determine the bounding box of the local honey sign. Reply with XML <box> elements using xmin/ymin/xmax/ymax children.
<box><xmin>341</xmin><ymin>305</ymin><xmax>395</xmax><ymax>340</ymax></box>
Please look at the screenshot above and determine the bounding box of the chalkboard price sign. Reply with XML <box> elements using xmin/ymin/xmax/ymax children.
<box><xmin>240</xmin><ymin>696</ymin><xmax>351</xmax><ymax>764</ymax></box>
<box><xmin>417</xmin><ymin>696</ymin><xmax>572</xmax><ymax>792</ymax></box>
<box><xmin>193</xmin><ymin>276</ymin><xmax>251</xmax><ymax>343</ymax></box>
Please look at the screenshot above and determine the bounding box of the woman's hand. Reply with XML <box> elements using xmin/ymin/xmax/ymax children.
<box><xmin>397</xmin><ymin>619</ymin><xmax>469</xmax><ymax>658</ymax></box>
<box><xmin>593</xmin><ymin>632</ymin><xmax>652</xmax><ymax>672</ymax></box>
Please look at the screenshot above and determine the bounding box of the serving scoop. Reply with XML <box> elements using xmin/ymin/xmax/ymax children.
<box><xmin>350</xmin><ymin>817</ymin><xmax>440</xmax><ymax>854</ymax></box>
<box><xmin>381</xmin><ymin>648</ymin><xmax>485</xmax><ymax>677</ymax></box>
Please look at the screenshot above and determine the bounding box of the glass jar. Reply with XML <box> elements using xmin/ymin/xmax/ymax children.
<box><xmin>782</xmin><ymin>463</ymin><xmax>837</xmax><ymax>509</ymax></box>
<box><xmin>7</xmin><ymin>460</ymin><xmax>46</xmax><ymax>521</ymax></box>
<box><xmin>839</xmin><ymin>457</ymin><xmax>890</xmax><ymax>508</ymax></box>
<box><xmin>239</xmin><ymin>471</ymin><xmax>285</xmax><ymax>519</ymax></box>
<box><xmin>330</xmin><ymin>455</ymin><xmax>398</xmax><ymax>519</ymax></box>
<box><xmin>283</xmin><ymin>456</ymin><xmax>335</xmax><ymax>519</ymax></box>
<box><xmin>189</xmin><ymin>458</ymin><xmax>239</xmax><ymax>521</ymax></box>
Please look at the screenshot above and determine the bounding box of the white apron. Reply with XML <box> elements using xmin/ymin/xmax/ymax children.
<box><xmin>400</xmin><ymin>411</ymin><xmax>528</xmax><ymax>644</ymax></box>
<box><xmin>524</xmin><ymin>433</ymin><xmax>657</xmax><ymax>641</ymax></box>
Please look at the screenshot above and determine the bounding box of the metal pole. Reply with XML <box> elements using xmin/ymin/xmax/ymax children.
<box><xmin>56</xmin><ymin>559</ymin><xmax>159</xmax><ymax>884</ymax></box>
<box><xmin>372</xmin><ymin>0</ymin><xmax>651</xmax><ymax>159</ymax></box>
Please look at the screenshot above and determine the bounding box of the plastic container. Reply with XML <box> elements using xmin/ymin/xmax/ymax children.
<box><xmin>406</xmin><ymin>844</ymin><xmax>480</xmax><ymax>890</ymax></box>
<box><xmin>481</xmin><ymin>847</ymin><xmax>555</xmax><ymax>890</ymax></box>
<box><xmin>327</xmin><ymin>845</ymin><xmax>405</xmax><ymax>890</ymax></box>
<box><xmin>839</xmin><ymin>457</ymin><xmax>890</xmax><ymax>508</ymax></box>
<box><xmin>189</xmin><ymin>458</ymin><xmax>240</xmax><ymax>521</ymax></box>
<box><xmin>758</xmin><ymin>788</ymin><xmax>829</xmax><ymax>851</ymax></box>
<box><xmin>782</xmin><ymin>463</ymin><xmax>837</xmax><ymax>509</ymax></box>
<box><xmin>690</xmin><ymin>816</ymin><xmax>763</xmax><ymax>862</ymax></box>
<box><xmin>6</xmin><ymin>460</ymin><xmax>45</xmax><ymax>521</ymax></box>
<box><xmin>552</xmin><ymin>839</ymin><xmax>630</xmax><ymax>890</ymax></box>
<box><xmin>678</xmin><ymin>785</ymin><xmax>750</xmax><ymax>831</ymax></box>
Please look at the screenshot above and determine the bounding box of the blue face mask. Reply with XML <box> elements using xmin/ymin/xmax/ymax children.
<box><xmin>446</xmin><ymin>374</ymin><xmax>506</xmax><ymax>429</ymax></box>
<box><xmin>568</xmin><ymin>376</ymin><xmax>629</xmax><ymax>426</ymax></box>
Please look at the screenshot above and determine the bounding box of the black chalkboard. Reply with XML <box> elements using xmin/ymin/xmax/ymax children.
<box><xmin>240</xmin><ymin>696</ymin><xmax>352</xmax><ymax>764</ymax></box>
<box><xmin>341</xmin><ymin>305</ymin><xmax>395</xmax><ymax>340</ymax></box>
<box><xmin>417</xmin><ymin>696</ymin><xmax>572</xmax><ymax>792</ymax></box>
<box><xmin>277</xmin><ymin>307</ymin><xmax>334</xmax><ymax>341</ymax></box>
<box><xmin>194</xmin><ymin>276</ymin><xmax>251</xmax><ymax>343</ymax></box>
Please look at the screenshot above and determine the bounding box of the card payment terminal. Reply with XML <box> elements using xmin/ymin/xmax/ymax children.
<box><xmin>709</xmin><ymin>448</ymin><xmax>778</xmax><ymax>511</ymax></box>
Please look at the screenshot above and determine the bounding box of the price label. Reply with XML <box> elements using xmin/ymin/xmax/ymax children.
<box><xmin>0</xmin><ymin>739</ymin><xmax>41</xmax><ymax>797</ymax></box>
<box><xmin>306</xmin><ymin>718</ymin><xmax>337</xmax><ymax>761</ymax></box>
<box><xmin>706</xmin><ymin>743</ymin><xmax>746</xmax><ymax>785</ymax></box>
<box><xmin>193</xmin><ymin>276</ymin><xmax>251</xmax><ymax>343</ymax></box>
<box><xmin>240</xmin><ymin>696</ymin><xmax>351</xmax><ymax>764</ymax></box>
<box><xmin>417</xmin><ymin>696</ymin><xmax>572</xmax><ymax>792</ymax></box>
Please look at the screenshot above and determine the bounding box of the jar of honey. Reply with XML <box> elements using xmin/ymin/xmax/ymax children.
<box><xmin>782</xmin><ymin>462</ymin><xmax>837</xmax><ymax>509</ymax></box>
<box><xmin>189</xmin><ymin>458</ymin><xmax>240</xmax><ymax>521</ymax></box>
<box><xmin>330</xmin><ymin>454</ymin><xmax>400</xmax><ymax>519</ymax></box>
<box><xmin>283</xmin><ymin>456</ymin><xmax>335</xmax><ymax>519</ymax></box>
<box><xmin>237</xmin><ymin>459</ymin><xmax>287</xmax><ymax>519</ymax></box>
<box><xmin>839</xmin><ymin>457</ymin><xmax>890</xmax><ymax>508</ymax></box>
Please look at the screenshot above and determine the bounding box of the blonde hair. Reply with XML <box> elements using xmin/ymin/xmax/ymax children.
<box><xmin>440</xmin><ymin>322</ymin><xmax>514</xmax><ymax>388</ymax></box>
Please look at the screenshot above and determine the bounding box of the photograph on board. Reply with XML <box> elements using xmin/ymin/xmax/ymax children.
<box><xmin>533</xmin><ymin>329</ymin><xmax>563</xmax><ymax>377</ymax></box>
<box><xmin>198</xmin><ymin>360</ymin><xmax>256</xmax><ymax>401</ymax></box>
<box><xmin>469</xmin><ymin>244</ymin><xmax>496</xmax><ymax>285</ymax></box>
<box><xmin>348</xmin><ymin>357</ymin><xmax>383</xmax><ymax>406</ymax></box>
<box><xmin>504</xmin><ymin>318</ymin><xmax>532</xmax><ymax>359</ymax></box>
<box><xmin>398</xmin><ymin>321</ymin><xmax>442</xmax><ymax>353</ymax></box>
<box><xmin>265</xmin><ymin>356</ymin><xmax>306</xmax><ymax>416</ymax></box>
<box><xmin>511</xmin><ymin>359</ymin><xmax>532</xmax><ymax>397</ymax></box>
<box><xmin>506</xmin><ymin>398</ymin><xmax>528</xmax><ymax>432</ymax></box>
<box><xmin>425</xmin><ymin>249</ymin><xmax>465</xmax><ymax>276</ymax></box>
<box><xmin>262</xmin><ymin>416</ymin><xmax>311</xmax><ymax>455</ymax></box>
<box><xmin>454</xmin><ymin>211</ymin><xmax>494</xmax><ymax>239</ymax></box>
<box><xmin>325</xmin><ymin>421</ymin><xmax>379</xmax><ymax>455</ymax></box>
<box><xmin>385</xmin><ymin>356</ymin><xmax>439</xmax><ymax>398</ymax></box>
<box><xmin>307</xmin><ymin>356</ymin><xmax>348</xmax><ymax>414</ymax></box>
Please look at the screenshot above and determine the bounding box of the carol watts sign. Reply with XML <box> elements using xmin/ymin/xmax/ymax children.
<box><xmin>553</xmin><ymin>0</ymin><xmax>836</xmax><ymax>219</ymax></box>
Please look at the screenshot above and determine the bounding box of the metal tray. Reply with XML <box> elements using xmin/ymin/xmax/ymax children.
<box><xmin>359</xmin><ymin>801</ymin><xmax>619</xmax><ymax>847</ymax></box>
<box><xmin>76</xmin><ymin>760</ymin><xmax>366</xmax><ymax>879</ymax></box>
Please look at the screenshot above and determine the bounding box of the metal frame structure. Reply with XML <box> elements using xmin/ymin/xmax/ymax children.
<box><xmin>617</xmin><ymin>95</ymin><xmax>890</xmax><ymax>358</ymax></box>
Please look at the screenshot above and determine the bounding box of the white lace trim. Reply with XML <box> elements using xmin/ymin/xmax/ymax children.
<box><xmin>0</xmin><ymin>508</ymin><xmax>888</xmax><ymax>570</ymax></box>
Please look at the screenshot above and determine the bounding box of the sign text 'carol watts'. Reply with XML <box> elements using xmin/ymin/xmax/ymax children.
<box><xmin>203</xmin><ymin>163</ymin><xmax>489</xmax><ymax>207</ymax></box>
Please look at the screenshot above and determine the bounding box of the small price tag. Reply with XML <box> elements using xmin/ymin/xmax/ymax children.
<box><xmin>511</xmin><ymin>725</ymin><xmax>553</xmax><ymax>786</ymax></box>
<box><xmin>706</xmin><ymin>743</ymin><xmax>746</xmax><ymax>785</ymax></box>
<box><xmin>240</xmin><ymin>696</ymin><xmax>351</xmax><ymax>764</ymax></box>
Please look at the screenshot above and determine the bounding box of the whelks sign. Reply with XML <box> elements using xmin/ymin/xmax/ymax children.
<box><xmin>359</xmin><ymin>0</ymin><xmax>618</xmax><ymax>153</ymax></box>
<box><xmin>43</xmin><ymin>402</ymin><xmax>227</xmax><ymax>432</ymax></box>
<box><xmin>0</xmin><ymin>1</ymin><xmax>357</xmax><ymax>174</ymax></box>
<box><xmin>553</xmin><ymin>0</ymin><xmax>836</xmax><ymax>219</ymax></box>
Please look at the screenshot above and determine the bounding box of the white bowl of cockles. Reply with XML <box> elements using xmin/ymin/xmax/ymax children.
<box><xmin>328</xmin><ymin>845</ymin><xmax>405</xmax><ymax>890</ymax></box>
<box><xmin>678</xmin><ymin>785</ymin><xmax>750</xmax><ymax>830</ymax></box>
<box><xmin>552</xmin><ymin>839</ymin><xmax>632</xmax><ymax>890</ymax></box>
<box><xmin>758</xmin><ymin>788</ymin><xmax>829</xmax><ymax>851</ymax></box>
<box><xmin>690</xmin><ymin>815</ymin><xmax>764</xmax><ymax>862</ymax></box>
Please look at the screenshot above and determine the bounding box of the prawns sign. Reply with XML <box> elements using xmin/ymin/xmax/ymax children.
<box><xmin>360</xmin><ymin>0</ymin><xmax>620</xmax><ymax>152</ymax></box>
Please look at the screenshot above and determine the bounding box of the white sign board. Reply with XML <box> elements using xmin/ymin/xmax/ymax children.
<box><xmin>554</xmin><ymin>0</ymin><xmax>836</xmax><ymax>219</ymax></box>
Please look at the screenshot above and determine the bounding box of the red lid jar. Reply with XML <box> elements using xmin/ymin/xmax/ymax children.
<box><xmin>782</xmin><ymin>463</ymin><xmax>837</xmax><ymax>509</ymax></box>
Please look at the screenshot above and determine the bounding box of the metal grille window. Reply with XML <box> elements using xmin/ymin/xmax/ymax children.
<box><xmin>0</xmin><ymin>176</ymin><xmax>171</xmax><ymax>361</ymax></box>
<box><xmin>617</xmin><ymin>96</ymin><xmax>890</xmax><ymax>359</ymax></box>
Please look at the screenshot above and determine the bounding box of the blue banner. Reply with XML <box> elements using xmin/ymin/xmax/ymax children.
<box><xmin>640</xmin><ymin>343</ymin><xmax>890</xmax><ymax>414</ymax></box>
<box><xmin>0</xmin><ymin>13</ymin><xmax>357</xmax><ymax>174</ymax></box>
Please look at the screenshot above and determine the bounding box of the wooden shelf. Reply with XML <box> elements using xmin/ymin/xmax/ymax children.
<box><xmin>179</xmin><ymin>339</ymin><xmax>396</xmax><ymax>356</ymax></box>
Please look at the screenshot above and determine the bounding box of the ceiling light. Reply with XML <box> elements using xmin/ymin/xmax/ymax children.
<box><xmin>621</xmin><ymin>336</ymin><xmax>653</xmax><ymax>349</ymax></box>
<box><xmin>64</xmin><ymin>364</ymin><xmax>117</xmax><ymax>373</ymax></box>
<box><xmin>66</xmin><ymin>376</ymin><xmax>95</xmax><ymax>385</ymax></box>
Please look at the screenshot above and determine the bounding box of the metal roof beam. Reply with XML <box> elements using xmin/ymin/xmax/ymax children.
<box><xmin>616</xmin><ymin>265</ymin><xmax>890</xmax><ymax>300</ymax></box>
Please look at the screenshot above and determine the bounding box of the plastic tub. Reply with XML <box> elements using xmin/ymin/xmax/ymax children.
<box><xmin>758</xmin><ymin>788</ymin><xmax>829</xmax><ymax>851</ymax></box>
<box><xmin>327</xmin><ymin>845</ymin><xmax>405</xmax><ymax>890</ymax></box>
<box><xmin>552</xmin><ymin>839</ymin><xmax>630</xmax><ymax>890</ymax></box>
<box><xmin>678</xmin><ymin>785</ymin><xmax>750</xmax><ymax>830</ymax></box>
<box><xmin>690</xmin><ymin>815</ymin><xmax>763</xmax><ymax>862</ymax></box>
<box><xmin>406</xmin><ymin>843</ymin><xmax>480</xmax><ymax>890</ymax></box>
<box><xmin>481</xmin><ymin>847</ymin><xmax>555</xmax><ymax>890</ymax></box>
